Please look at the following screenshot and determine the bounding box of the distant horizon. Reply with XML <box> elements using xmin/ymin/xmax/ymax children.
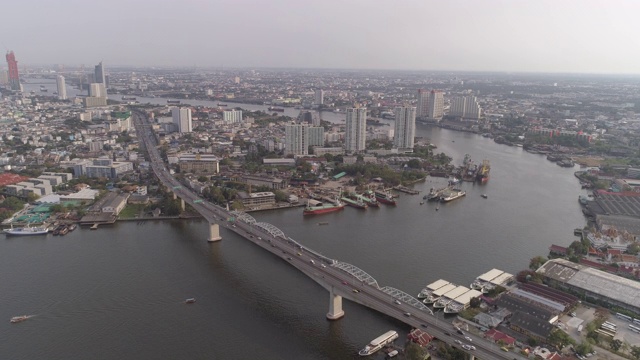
<box><xmin>11</xmin><ymin>63</ymin><xmax>640</xmax><ymax>78</ymax></box>
<box><xmin>3</xmin><ymin>1</ymin><xmax>640</xmax><ymax>75</ymax></box>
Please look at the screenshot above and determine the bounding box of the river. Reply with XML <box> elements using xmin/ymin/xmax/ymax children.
<box><xmin>3</xmin><ymin>80</ymin><xmax>586</xmax><ymax>360</ymax></box>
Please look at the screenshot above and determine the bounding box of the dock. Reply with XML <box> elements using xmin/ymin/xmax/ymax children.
<box><xmin>392</xmin><ymin>185</ymin><xmax>420</xmax><ymax>195</ymax></box>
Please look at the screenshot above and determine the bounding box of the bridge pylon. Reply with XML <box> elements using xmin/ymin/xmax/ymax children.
<box><xmin>208</xmin><ymin>223</ymin><xmax>222</xmax><ymax>242</ymax></box>
<box><xmin>180</xmin><ymin>198</ymin><xmax>185</xmax><ymax>211</ymax></box>
<box><xmin>326</xmin><ymin>286</ymin><xmax>344</xmax><ymax>320</ymax></box>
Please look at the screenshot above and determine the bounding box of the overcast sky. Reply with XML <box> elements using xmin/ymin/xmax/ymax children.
<box><xmin>2</xmin><ymin>0</ymin><xmax>640</xmax><ymax>74</ymax></box>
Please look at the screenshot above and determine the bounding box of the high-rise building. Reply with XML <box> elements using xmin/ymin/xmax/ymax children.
<box><xmin>89</xmin><ymin>83</ymin><xmax>106</xmax><ymax>98</ymax></box>
<box><xmin>393</xmin><ymin>106</ymin><xmax>416</xmax><ymax>150</ymax></box>
<box><xmin>0</xmin><ymin>70</ymin><xmax>8</xmax><ymax>85</ymax></box>
<box><xmin>285</xmin><ymin>122</ymin><xmax>309</xmax><ymax>156</ymax></box>
<box><xmin>56</xmin><ymin>75</ymin><xmax>67</xmax><ymax>100</ymax></box>
<box><xmin>172</xmin><ymin>107</ymin><xmax>193</xmax><ymax>133</ymax></box>
<box><xmin>416</xmin><ymin>89</ymin><xmax>444</xmax><ymax>120</ymax></box>
<box><xmin>314</xmin><ymin>89</ymin><xmax>324</xmax><ymax>106</ymax></box>
<box><xmin>449</xmin><ymin>96</ymin><xmax>481</xmax><ymax>120</ymax></box>
<box><xmin>308</xmin><ymin>126</ymin><xmax>325</xmax><ymax>147</ymax></box>
<box><xmin>223</xmin><ymin>109</ymin><xmax>243</xmax><ymax>124</ymax></box>
<box><xmin>5</xmin><ymin>51</ymin><xmax>20</xmax><ymax>91</ymax></box>
<box><xmin>416</xmin><ymin>89</ymin><xmax>429</xmax><ymax>118</ymax></box>
<box><xmin>345</xmin><ymin>107</ymin><xmax>367</xmax><ymax>153</ymax></box>
<box><xmin>94</xmin><ymin>61</ymin><xmax>105</xmax><ymax>84</ymax></box>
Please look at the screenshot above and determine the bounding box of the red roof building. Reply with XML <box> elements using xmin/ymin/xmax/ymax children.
<box><xmin>0</xmin><ymin>173</ymin><xmax>29</xmax><ymax>187</ymax></box>
<box><xmin>484</xmin><ymin>329</ymin><xmax>516</xmax><ymax>346</ymax></box>
<box><xmin>407</xmin><ymin>328</ymin><xmax>433</xmax><ymax>347</ymax></box>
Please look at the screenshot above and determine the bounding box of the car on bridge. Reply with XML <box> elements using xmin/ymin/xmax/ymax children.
<box><xmin>394</xmin><ymin>300</ymin><xmax>401</xmax><ymax>305</ymax></box>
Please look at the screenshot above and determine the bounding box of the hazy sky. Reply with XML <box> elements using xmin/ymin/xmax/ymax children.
<box><xmin>3</xmin><ymin>0</ymin><xmax>640</xmax><ymax>74</ymax></box>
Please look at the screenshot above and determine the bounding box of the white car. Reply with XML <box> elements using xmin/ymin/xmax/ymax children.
<box><xmin>464</xmin><ymin>336</ymin><xmax>472</xmax><ymax>342</ymax></box>
<box><xmin>454</xmin><ymin>340</ymin><xmax>462</xmax><ymax>345</ymax></box>
<box><xmin>394</xmin><ymin>300</ymin><xmax>401</xmax><ymax>305</ymax></box>
<box><xmin>462</xmin><ymin>344</ymin><xmax>474</xmax><ymax>350</ymax></box>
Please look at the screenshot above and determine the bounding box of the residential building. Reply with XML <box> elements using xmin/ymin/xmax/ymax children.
<box><xmin>83</xmin><ymin>96</ymin><xmax>107</xmax><ymax>108</ymax></box>
<box><xmin>223</xmin><ymin>109</ymin><xmax>243</xmax><ymax>124</ymax></box>
<box><xmin>422</xmin><ymin>90</ymin><xmax>444</xmax><ymax>120</ymax></box>
<box><xmin>56</xmin><ymin>75</ymin><xmax>67</xmax><ymax>100</ymax></box>
<box><xmin>393</xmin><ymin>106</ymin><xmax>416</xmax><ymax>150</ymax></box>
<box><xmin>172</xmin><ymin>107</ymin><xmax>192</xmax><ymax>133</ymax></box>
<box><xmin>308</xmin><ymin>126</ymin><xmax>325</xmax><ymax>147</ymax></box>
<box><xmin>345</xmin><ymin>107</ymin><xmax>367</xmax><ymax>153</ymax></box>
<box><xmin>285</xmin><ymin>122</ymin><xmax>308</xmax><ymax>156</ymax></box>
<box><xmin>450</xmin><ymin>96</ymin><xmax>482</xmax><ymax>120</ymax></box>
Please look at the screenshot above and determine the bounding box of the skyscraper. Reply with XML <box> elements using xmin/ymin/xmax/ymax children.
<box><xmin>314</xmin><ymin>89</ymin><xmax>324</xmax><ymax>106</ymax></box>
<box><xmin>56</xmin><ymin>75</ymin><xmax>67</xmax><ymax>100</ymax></box>
<box><xmin>449</xmin><ymin>96</ymin><xmax>481</xmax><ymax>120</ymax></box>
<box><xmin>172</xmin><ymin>107</ymin><xmax>193</xmax><ymax>133</ymax></box>
<box><xmin>345</xmin><ymin>107</ymin><xmax>367</xmax><ymax>153</ymax></box>
<box><xmin>285</xmin><ymin>122</ymin><xmax>308</xmax><ymax>156</ymax></box>
<box><xmin>89</xmin><ymin>83</ymin><xmax>106</xmax><ymax>98</ymax></box>
<box><xmin>5</xmin><ymin>51</ymin><xmax>20</xmax><ymax>91</ymax></box>
<box><xmin>416</xmin><ymin>89</ymin><xmax>444</xmax><ymax>120</ymax></box>
<box><xmin>94</xmin><ymin>61</ymin><xmax>105</xmax><ymax>84</ymax></box>
<box><xmin>393</xmin><ymin>106</ymin><xmax>416</xmax><ymax>150</ymax></box>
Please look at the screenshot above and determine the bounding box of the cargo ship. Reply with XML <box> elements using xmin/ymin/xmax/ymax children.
<box><xmin>303</xmin><ymin>199</ymin><xmax>345</xmax><ymax>215</ymax></box>
<box><xmin>356</xmin><ymin>192</ymin><xmax>379</xmax><ymax>207</ymax></box>
<box><xmin>476</xmin><ymin>160</ymin><xmax>490</xmax><ymax>183</ymax></box>
<box><xmin>167</xmin><ymin>100</ymin><xmax>181</xmax><ymax>104</ymax></box>
<box><xmin>341</xmin><ymin>197</ymin><xmax>368</xmax><ymax>209</ymax></box>
<box><xmin>268</xmin><ymin>106</ymin><xmax>285</xmax><ymax>112</ymax></box>
<box><xmin>358</xmin><ymin>330</ymin><xmax>398</xmax><ymax>356</ymax></box>
<box><xmin>374</xmin><ymin>190</ymin><xmax>396</xmax><ymax>205</ymax></box>
<box><xmin>121</xmin><ymin>96</ymin><xmax>137</xmax><ymax>101</ymax></box>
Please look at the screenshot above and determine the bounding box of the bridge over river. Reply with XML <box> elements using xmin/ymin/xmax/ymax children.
<box><xmin>132</xmin><ymin>109</ymin><xmax>524</xmax><ymax>360</ymax></box>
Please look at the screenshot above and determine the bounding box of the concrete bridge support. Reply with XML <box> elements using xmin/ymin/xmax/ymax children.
<box><xmin>326</xmin><ymin>287</ymin><xmax>344</xmax><ymax>320</ymax></box>
<box><xmin>172</xmin><ymin>192</ymin><xmax>177</xmax><ymax>200</ymax></box>
<box><xmin>469</xmin><ymin>356</ymin><xmax>474</xmax><ymax>360</ymax></box>
<box><xmin>208</xmin><ymin>223</ymin><xmax>222</xmax><ymax>242</ymax></box>
<box><xmin>180</xmin><ymin>198</ymin><xmax>185</xmax><ymax>211</ymax></box>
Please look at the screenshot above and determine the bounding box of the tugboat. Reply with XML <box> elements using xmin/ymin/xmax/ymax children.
<box><xmin>10</xmin><ymin>315</ymin><xmax>32</xmax><ymax>323</ymax></box>
<box><xmin>476</xmin><ymin>160</ymin><xmax>490</xmax><ymax>183</ymax></box>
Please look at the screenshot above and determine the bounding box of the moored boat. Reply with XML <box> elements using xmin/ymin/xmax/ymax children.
<box><xmin>358</xmin><ymin>330</ymin><xmax>398</xmax><ymax>356</ymax></box>
<box><xmin>4</xmin><ymin>225</ymin><xmax>49</xmax><ymax>236</ymax></box>
<box><xmin>303</xmin><ymin>199</ymin><xmax>345</xmax><ymax>215</ymax></box>
<box><xmin>342</xmin><ymin>197</ymin><xmax>368</xmax><ymax>209</ymax></box>
<box><xmin>374</xmin><ymin>190</ymin><xmax>396</xmax><ymax>205</ymax></box>
<box><xmin>440</xmin><ymin>189</ymin><xmax>466</xmax><ymax>202</ymax></box>
<box><xmin>476</xmin><ymin>160</ymin><xmax>490</xmax><ymax>183</ymax></box>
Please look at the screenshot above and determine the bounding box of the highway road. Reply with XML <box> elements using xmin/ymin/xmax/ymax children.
<box><xmin>131</xmin><ymin>109</ymin><xmax>525</xmax><ymax>360</ymax></box>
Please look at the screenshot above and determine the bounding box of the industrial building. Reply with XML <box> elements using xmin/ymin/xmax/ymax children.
<box><xmin>537</xmin><ymin>258</ymin><xmax>640</xmax><ymax>315</ymax></box>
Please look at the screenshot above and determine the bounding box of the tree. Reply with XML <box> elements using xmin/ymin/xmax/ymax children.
<box><xmin>529</xmin><ymin>255</ymin><xmax>547</xmax><ymax>270</ymax></box>
<box><xmin>632</xmin><ymin>345</ymin><xmax>640</xmax><ymax>360</ymax></box>
<box><xmin>548</xmin><ymin>329</ymin><xmax>575</xmax><ymax>349</ymax></box>
<box><xmin>610</xmin><ymin>339</ymin><xmax>622</xmax><ymax>352</ymax></box>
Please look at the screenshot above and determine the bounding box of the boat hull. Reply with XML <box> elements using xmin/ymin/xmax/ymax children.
<box><xmin>303</xmin><ymin>205</ymin><xmax>345</xmax><ymax>215</ymax></box>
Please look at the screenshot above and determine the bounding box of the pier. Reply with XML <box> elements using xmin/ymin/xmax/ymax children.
<box><xmin>392</xmin><ymin>185</ymin><xmax>420</xmax><ymax>195</ymax></box>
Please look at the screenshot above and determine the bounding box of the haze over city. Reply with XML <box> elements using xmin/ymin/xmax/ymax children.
<box><xmin>2</xmin><ymin>0</ymin><xmax>640</xmax><ymax>74</ymax></box>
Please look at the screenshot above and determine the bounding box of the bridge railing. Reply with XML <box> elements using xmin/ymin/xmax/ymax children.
<box><xmin>380</xmin><ymin>286</ymin><xmax>434</xmax><ymax>315</ymax></box>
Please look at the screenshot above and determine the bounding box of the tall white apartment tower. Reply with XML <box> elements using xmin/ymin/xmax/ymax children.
<box><xmin>56</xmin><ymin>75</ymin><xmax>67</xmax><ymax>100</ymax></box>
<box><xmin>417</xmin><ymin>89</ymin><xmax>444</xmax><ymax>120</ymax></box>
<box><xmin>223</xmin><ymin>109</ymin><xmax>243</xmax><ymax>124</ymax></box>
<box><xmin>345</xmin><ymin>107</ymin><xmax>367</xmax><ymax>153</ymax></box>
<box><xmin>314</xmin><ymin>89</ymin><xmax>324</xmax><ymax>106</ymax></box>
<box><xmin>172</xmin><ymin>107</ymin><xmax>193</xmax><ymax>133</ymax></box>
<box><xmin>285</xmin><ymin>122</ymin><xmax>309</xmax><ymax>156</ymax></box>
<box><xmin>393</xmin><ymin>106</ymin><xmax>416</xmax><ymax>150</ymax></box>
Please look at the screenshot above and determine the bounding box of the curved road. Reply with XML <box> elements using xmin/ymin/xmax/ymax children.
<box><xmin>132</xmin><ymin>110</ymin><xmax>525</xmax><ymax>360</ymax></box>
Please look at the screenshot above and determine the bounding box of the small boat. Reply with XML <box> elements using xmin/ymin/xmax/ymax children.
<box><xmin>436</xmin><ymin>206</ymin><xmax>439</xmax><ymax>211</ymax></box>
<box><xmin>318</xmin><ymin>222</ymin><xmax>329</xmax><ymax>226</ymax></box>
<box><xmin>185</xmin><ymin>298</ymin><xmax>196</xmax><ymax>304</ymax></box>
<box><xmin>481</xmin><ymin>194</ymin><xmax>488</xmax><ymax>199</ymax></box>
<box><xmin>68</xmin><ymin>224</ymin><xmax>77</xmax><ymax>232</ymax></box>
<box><xmin>420</xmin><ymin>202</ymin><xmax>424</xmax><ymax>205</ymax></box>
<box><xmin>10</xmin><ymin>315</ymin><xmax>31</xmax><ymax>323</ymax></box>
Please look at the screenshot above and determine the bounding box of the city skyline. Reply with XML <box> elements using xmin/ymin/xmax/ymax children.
<box><xmin>2</xmin><ymin>0</ymin><xmax>640</xmax><ymax>74</ymax></box>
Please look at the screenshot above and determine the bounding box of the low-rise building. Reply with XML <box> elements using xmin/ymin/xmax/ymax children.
<box><xmin>237</xmin><ymin>191</ymin><xmax>276</xmax><ymax>208</ymax></box>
